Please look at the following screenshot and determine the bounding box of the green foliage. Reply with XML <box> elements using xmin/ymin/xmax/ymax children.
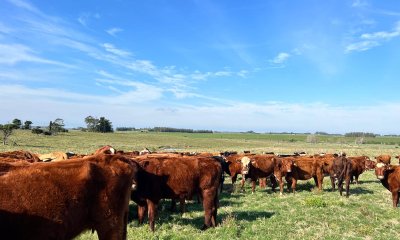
<box><xmin>23</xmin><ymin>120</ymin><xmax>33</xmax><ymax>130</ymax></box>
<box><xmin>31</xmin><ymin>128</ymin><xmax>44</xmax><ymax>134</ymax></box>
<box><xmin>345</xmin><ymin>132</ymin><xmax>377</xmax><ymax>138</ymax></box>
<box><xmin>48</xmin><ymin>118</ymin><xmax>67</xmax><ymax>135</ymax></box>
<box><xmin>12</xmin><ymin>118</ymin><xmax>22</xmax><ymax>129</ymax></box>
<box><xmin>84</xmin><ymin>116</ymin><xmax>113</xmax><ymax>133</ymax></box>
<box><xmin>0</xmin><ymin>123</ymin><xmax>18</xmax><ymax>145</ymax></box>
<box><xmin>304</xmin><ymin>196</ymin><xmax>327</xmax><ymax>207</ymax></box>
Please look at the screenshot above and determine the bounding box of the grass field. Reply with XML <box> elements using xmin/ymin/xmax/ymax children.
<box><xmin>1</xmin><ymin>130</ymin><xmax>400</xmax><ymax>239</ymax></box>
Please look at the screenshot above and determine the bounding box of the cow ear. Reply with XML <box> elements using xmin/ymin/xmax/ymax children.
<box><xmin>141</xmin><ymin>160</ymin><xmax>150</xmax><ymax>168</ymax></box>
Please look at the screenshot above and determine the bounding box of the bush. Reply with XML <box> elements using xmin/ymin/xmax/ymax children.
<box><xmin>31</xmin><ymin>128</ymin><xmax>44</xmax><ymax>134</ymax></box>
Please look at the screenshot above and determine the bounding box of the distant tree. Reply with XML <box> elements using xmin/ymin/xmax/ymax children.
<box><xmin>12</xmin><ymin>118</ymin><xmax>22</xmax><ymax>129</ymax></box>
<box><xmin>23</xmin><ymin>120</ymin><xmax>33</xmax><ymax>130</ymax></box>
<box><xmin>96</xmin><ymin>117</ymin><xmax>113</xmax><ymax>133</ymax></box>
<box><xmin>85</xmin><ymin>116</ymin><xmax>99</xmax><ymax>132</ymax></box>
<box><xmin>31</xmin><ymin>127</ymin><xmax>44</xmax><ymax>135</ymax></box>
<box><xmin>48</xmin><ymin>118</ymin><xmax>66</xmax><ymax>135</ymax></box>
<box><xmin>0</xmin><ymin>123</ymin><xmax>18</xmax><ymax>145</ymax></box>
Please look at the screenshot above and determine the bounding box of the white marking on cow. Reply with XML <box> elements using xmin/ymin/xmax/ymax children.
<box><xmin>131</xmin><ymin>183</ymin><xmax>137</xmax><ymax>190</ymax></box>
<box><xmin>376</xmin><ymin>163</ymin><xmax>386</xmax><ymax>168</ymax></box>
<box><xmin>241</xmin><ymin>157</ymin><xmax>251</xmax><ymax>166</ymax></box>
<box><xmin>110</xmin><ymin>147</ymin><xmax>116</xmax><ymax>154</ymax></box>
<box><xmin>377</xmin><ymin>176</ymin><xmax>384</xmax><ymax>180</ymax></box>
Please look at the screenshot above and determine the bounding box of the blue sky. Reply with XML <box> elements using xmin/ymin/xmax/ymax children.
<box><xmin>1</xmin><ymin>0</ymin><xmax>400</xmax><ymax>134</ymax></box>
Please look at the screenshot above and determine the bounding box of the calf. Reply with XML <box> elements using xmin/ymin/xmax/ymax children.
<box><xmin>0</xmin><ymin>154</ymin><xmax>138</xmax><ymax>240</ymax></box>
<box><xmin>375</xmin><ymin>163</ymin><xmax>400</xmax><ymax>207</ymax></box>
<box><xmin>131</xmin><ymin>155</ymin><xmax>222</xmax><ymax>231</ymax></box>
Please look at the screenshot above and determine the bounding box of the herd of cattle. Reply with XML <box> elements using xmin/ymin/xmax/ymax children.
<box><xmin>0</xmin><ymin>146</ymin><xmax>399</xmax><ymax>239</ymax></box>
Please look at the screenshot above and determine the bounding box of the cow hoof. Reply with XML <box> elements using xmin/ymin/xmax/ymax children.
<box><xmin>280</xmin><ymin>192</ymin><xmax>283</xmax><ymax>196</ymax></box>
<box><xmin>201</xmin><ymin>225</ymin><xmax>209</xmax><ymax>231</ymax></box>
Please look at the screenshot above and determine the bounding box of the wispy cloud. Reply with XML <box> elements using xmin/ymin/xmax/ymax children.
<box><xmin>78</xmin><ymin>12</ymin><xmax>100</xmax><ymax>27</ymax></box>
<box><xmin>268</xmin><ymin>52</ymin><xmax>291</xmax><ymax>68</ymax></box>
<box><xmin>351</xmin><ymin>0</ymin><xmax>369</xmax><ymax>8</ymax></box>
<box><xmin>102</xmin><ymin>43</ymin><xmax>132</xmax><ymax>57</ymax></box>
<box><xmin>7</xmin><ymin>0</ymin><xmax>40</xmax><ymax>14</ymax></box>
<box><xmin>0</xmin><ymin>43</ymin><xmax>73</xmax><ymax>67</ymax></box>
<box><xmin>106</xmin><ymin>27</ymin><xmax>123</xmax><ymax>37</ymax></box>
<box><xmin>345</xmin><ymin>21</ymin><xmax>400</xmax><ymax>53</ymax></box>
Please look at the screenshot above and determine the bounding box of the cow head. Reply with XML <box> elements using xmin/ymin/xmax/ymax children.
<box><xmin>365</xmin><ymin>159</ymin><xmax>376</xmax><ymax>170</ymax></box>
<box><xmin>375</xmin><ymin>162</ymin><xmax>392</xmax><ymax>179</ymax></box>
<box><xmin>281</xmin><ymin>158</ymin><xmax>295</xmax><ymax>173</ymax></box>
<box><xmin>240</xmin><ymin>157</ymin><xmax>251</xmax><ymax>175</ymax></box>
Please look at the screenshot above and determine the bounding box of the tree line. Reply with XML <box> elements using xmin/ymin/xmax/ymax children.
<box><xmin>116</xmin><ymin>126</ymin><xmax>213</xmax><ymax>133</ymax></box>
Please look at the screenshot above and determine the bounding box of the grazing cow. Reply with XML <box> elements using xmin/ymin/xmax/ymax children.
<box><xmin>131</xmin><ymin>155</ymin><xmax>222</xmax><ymax>231</ymax></box>
<box><xmin>365</xmin><ymin>159</ymin><xmax>376</xmax><ymax>170</ymax></box>
<box><xmin>0</xmin><ymin>154</ymin><xmax>139</xmax><ymax>240</ymax></box>
<box><xmin>0</xmin><ymin>150</ymin><xmax>41</xmax><ymax>163</ymax></box>
<box><xmin>286</xmin><ymin>156</ymin><xmax>326</xmax><ymax>193</ymax></box>
<box><xmin>375</xmin><ymin>154</ymin><xmax>391</xmax><ymax>165</ymax></box>
<box><xmin>375</xmin><ymin>163</ymin><xmax>400</xmax><ymax>207</ymax></box>
<box><xmin>37</xmin><ymin>151</ymin><xmax>69</xmax><ymax>162</ymax></box>
<box><xmin>331</xmin><ymin>156</ymin><xmax>352</xmax><ymax>197</ymax></box>
<box><xmin>348</xmin><ymin>156</ymin><xmax>369</xmax><ymax>184</ymax></box>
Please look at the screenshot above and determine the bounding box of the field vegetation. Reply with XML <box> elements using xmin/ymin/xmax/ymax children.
<box><xmin>1</xmin><ymin>130</ymin><xmax>400</xmax><ymax>239</ymax></box>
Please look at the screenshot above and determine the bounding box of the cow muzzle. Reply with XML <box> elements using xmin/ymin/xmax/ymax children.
<box><xmin>377</xmin><ymin>175</ymin><xmax>384</xmax><ymax>180</ymax></box>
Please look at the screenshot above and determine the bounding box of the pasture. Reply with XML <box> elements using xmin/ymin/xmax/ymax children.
<box><xmin>1</xmin><ymin>130</ymin><xmax>400</xmax><ymax>239</ymax></box>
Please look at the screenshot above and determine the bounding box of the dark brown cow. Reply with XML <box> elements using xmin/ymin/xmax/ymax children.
<box><xmin>0</xmin><ymin>150</ymin><xmax>41</xmax><ymax>162</ymax></box>
<box><xmin>0</xmin><ymin>154</ymin><xmax>138</xmax><ymax>240</ymax></box>
<box><xmin>375</xmin><ymin>154</ymin><xmax>391</xmax><ymax>165</ymax></box>
<box><xmin>348</xmin><ymin>156</ymin><xmax>369</xmax><ymax>184</ymax></box>
<box><xmin>331</xmin><ymin>156</ymin><xmax>352</xmax><ymax>197</ymax></box>
<box><xmin>286</xmin><ymin>156</ymin><xmax>325</xmax><ymax>193</ymax></box>
<box><xmin>375</xmin><ymin>162</ymin><xmax>400</xmax><ymax>207</ymax></box>
<box><xmin>313</xmin><ymin>154</ymin><xmax>337</xmax><ymax>190</ymax></box>
<box><xmin>131</xmin><ymin>155</ymin><xmax>222</xmax><ymax>231</ymax></box>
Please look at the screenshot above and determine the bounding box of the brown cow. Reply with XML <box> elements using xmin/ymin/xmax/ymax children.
<box><xmin>286</xmin><ymin>156</ymin><xmax>325</xmax><ymax>193</ymax></box>
<box><xmin>37</xmin><ymin>151</ymin><xmax>69</xmax><ymax>162</ymax></box>
<box><xmin>131</xmin><ymin>155</ymin><xmax>222</xmax><ymax>231</ymax></box>
<box><xmin>240</xmin><ymin>155</ymin><xmax>281</xmax><ymax>194</ymax></box>
<box><xmin>0</xmin><ymin>150</ymin><xmax>41</xmax><ymax>162</ymax></box>
<box><xmin>0</xmin><ymin>154</ymin><xmax>138</xmax><ymax>240</ymax></box>
<box><xmin>375</xmin><ymin>154</ymin><xmax>391</xmax><ymax>164</ymax></box>
<box><xmin>375</xmin><ymin>162</ymin><xmax>400</xmax><ymax>207</ymax></box>
<box><xmin>348</xmin><ymin>156</ymin><xmax>369</xmax><ymax>184</ymax></box>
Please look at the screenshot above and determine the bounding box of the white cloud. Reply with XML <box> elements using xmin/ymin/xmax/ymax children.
<box><xmin>78</xmin><ymin>12</ymin><xmax>100</xmax><ymax>27</ymax></box>
<box><xmin>102</xmin><ymin>43</ymin><xmax>132</xmax><ymax>57</ymax></box>
<box><xmin>270</xmin><ymin>52</ymin><xmax>290</xmax><ymax>64</ymax></box>
<box><xmin>7</xmin><ymin>0</ymin><xmax>40</xmax><ymax>14</ymax></box>
<box><xmin>2</xmin><ymin>83</ymin><xmax>400</xmax><ymax>134</ymax></box>
<box><xmin>106</xmin><ymin>28</ymin><xmax>123</xmax><ymax>37</ymax></box>
<box><xmin>0</xmin><ymin>43</ymin><xmax>73</xmax><ymax>67</ymax></box>
<box><xmin>345</xmin><ymin>21</ymin><xmax>400</xmax><ymax>53</ymax></box>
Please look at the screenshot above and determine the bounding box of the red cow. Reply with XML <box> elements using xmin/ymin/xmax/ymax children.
<box><xmin>0</xmin><ymin>154</ymin><xmax>139</xmax><ymax>240</ymax></box>
<box><xmin>131</xmin><ymin>155</ymin><xmax>222</xmax><ymax>231</ymax></box>
<box><xmin>375</xmin><ymin>162</ymin><xmax>400</xmax><ymax>207</ymax></box>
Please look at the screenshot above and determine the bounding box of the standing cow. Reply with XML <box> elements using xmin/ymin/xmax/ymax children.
<box><xmin>375</xmin><ymin>162</ymin><xmax>400</xmax><ymax>207</ymax></box>
<box><xmin>0</xmin><ymin>154</ymin><xmax>138</xmax><ymax>240</ymax></box>
<box><xmin>131</xmin><ymin>155</ymin><xmax>222</xmax><ymax>231</ymax></box>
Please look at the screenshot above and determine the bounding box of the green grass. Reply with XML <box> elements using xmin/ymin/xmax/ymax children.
<box><xmin>2</xmin><ymin>130</ymin><xmax>400</xmax><ymax>239</ymax></box>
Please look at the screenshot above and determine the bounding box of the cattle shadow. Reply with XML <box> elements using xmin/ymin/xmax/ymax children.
<box><xmin>350</xmin><ymin>186</ymin><xmax>374</xmax><ymax>195</ymax></box>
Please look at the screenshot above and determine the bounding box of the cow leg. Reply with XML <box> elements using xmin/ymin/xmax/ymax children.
<box><xmin>179</xmin><ymin>197</ymin><xmax>186</xmax><ymax>213</ymax></box>
<box><xmin>345</xmin><ymin>176</ymin><xmax>350</xmax><ymax>197</ymax></box>
<box><xmin>201</xmin><ymin>188</ymin><xmax>218</xmax><ymax>230</ymax></box>
<box><xmin>337</xmin><ymin>178</ymin><xmax>343</xmax><ymax>196</ymax></box>
<box><xmin>355</xmin><ymin>174</ymin><xmax>359</xmax><ymax>185</ymax></box>
<box><xmin>138</xmin><ymin>204</ymin><xmax>147</xmax><ymax>225</ymax></box>
<box><xmin>169</xmin><ymin>199</ymin><xmax>177</xmax><ymax>212</ymax></box>
<box><xmin>251</xmin><ymin>180</ymin><xmax>256</xmax><ymax>194</ymax></box>
<box><xmin>231</xmin><ymin>174</ymin><xmax>237</xmax><ymax>191</ymax></box>
<box><xmin>392</xmin><ymin>191</ymin><xmax>399</xmax><ymax>207</ymax></box>
<box><xmin>270</xmin><ymin>175</ymin><xmax>277</xmax><ymax>193</ymax></box>
<box><xmin>147</xmin><ymin>200</ymin><xmax>158</xmax><ymax>232</ymax></box>
<box><xmin>240</xmin><ymin>177</ymin><xmax>245</xmax><ymax>192</ymax></box>
<box><xmin>330</xmin><ymin>176</ymin><xmax>335</xmax><ymax>191</ymax></box>
<box><xmin>291</xmin><ymin>178</ymin><xmax>297</xmax><ymax>194</ymax></box>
